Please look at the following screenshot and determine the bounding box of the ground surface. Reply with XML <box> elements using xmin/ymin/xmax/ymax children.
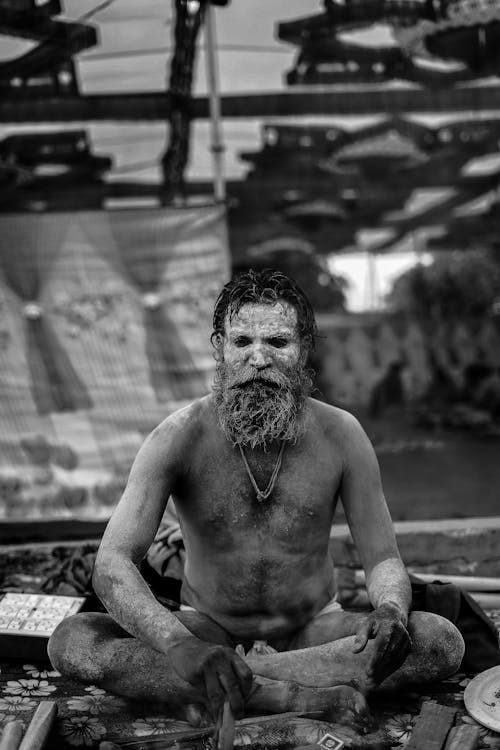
<box><xmin>1</xmin><ymin>611</ymin><xmax>499</xmax><ymax>749</ymax></box>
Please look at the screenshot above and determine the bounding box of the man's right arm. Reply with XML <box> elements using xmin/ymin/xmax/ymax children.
<box><xmin>337</xmin><ymin>410</ymin><xmax>412</xmax><ymax>689</ymax></box>
<box><xmin>93</xmin><ymin>411</ymin><xmax>194</xmax><ymax>650</ymax></box>
<box><xmin>92</xmin><ymin>405</ymin><xmax>253</xmax><ymax>719</ymax></box>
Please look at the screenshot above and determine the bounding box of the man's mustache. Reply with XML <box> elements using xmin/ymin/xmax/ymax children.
<box><xmin>227</xmin><ymin>366</ymin><xmax>290</xmax><ymax>389</ymax></box>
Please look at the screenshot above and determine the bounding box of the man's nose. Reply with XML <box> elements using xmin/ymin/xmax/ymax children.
<box><xmin>248</xmin><ymin>344</ymin><xmax>270</xmax><ymax>369</ymax></box>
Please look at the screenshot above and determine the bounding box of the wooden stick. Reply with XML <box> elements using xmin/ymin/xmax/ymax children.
<box><xmin>354</xmin><ymin>570</ymin><xmax>500</xmax><ymax>592</ymax></box>
<box><xmin>470</xmin><ymin>593</ymin><xmax>500</xmax><ymax>609</ymax></box>
<box><xmin>217</xmin><ymin>699</ymin><xmax>235</xmax><ymax>750</ymax></box>
<box><xmin>443</xmin><ymin>724</ymin><xmax>480</xmax><ymax>750</ymax></box>
<box><xmin>110</xmin><ymin>711</ymin><xmax>317</xmax><ymax>747</ymax></box>
<box><xmin>409</xmin><ymin>573</ymin><xmax>500</xmax><ymax>592</ymax></box>
<box><xmin>0</xmin><ymin>721</ymin><xmax>24</xmax><ymax>750</ymax></box>
<box><xmin>109</xmin><ymin>725</ymin><xmax>215</xmax><ymax>746</ymax></box>
<box><xmin>18</xmin><ymin>702</ymin><xmax>57</xmax><ymax>750</ymax></box>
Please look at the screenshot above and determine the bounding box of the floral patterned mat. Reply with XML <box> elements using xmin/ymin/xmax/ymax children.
<box><xmin>1</xmin><ymin>613</ymin><xmax>499</xmax><ymax>749</ymax></box>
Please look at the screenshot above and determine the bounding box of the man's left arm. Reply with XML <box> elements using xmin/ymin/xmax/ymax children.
<box><xmin>338</xmin><ymin>412</ymin><xmax>412</xmax><ymax>687</ymax></box>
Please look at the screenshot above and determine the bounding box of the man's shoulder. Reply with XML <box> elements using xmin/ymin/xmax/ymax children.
<box><xmin>150</xmin><ymin>395</ymin><xmax>215</xmax><ymax>445</ymax></box>
<box><xmin>307</xmin><ymin>397</ymin><xmax>362</xmax><ymax>437</ymax></box>
<box><xmin>307</xmin><ymin>399</ymin><xmax>375</xmax><ymax>466</ymax></box>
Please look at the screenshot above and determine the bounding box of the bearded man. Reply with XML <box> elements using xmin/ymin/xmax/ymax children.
<box><xmin>48</xmin><ymin>269</ymin><xmax>464</xmax><ymax>727</ymax></box>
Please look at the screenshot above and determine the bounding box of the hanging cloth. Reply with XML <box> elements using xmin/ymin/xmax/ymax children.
<box><xmin>0</xmin><ymin>213</ymin><xmax>91</xmax><ymax>415</ymax></box>
<box><xmin>108</xmin><ymin>207</ymin><xmax>213</xmax><ymax>402</ymax></box>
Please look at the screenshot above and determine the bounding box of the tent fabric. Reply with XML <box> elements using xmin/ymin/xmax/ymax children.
<box><xmin>0</xmin><ymin>205</ymin><xmax>229</xmax><ymax>520</ymax></box>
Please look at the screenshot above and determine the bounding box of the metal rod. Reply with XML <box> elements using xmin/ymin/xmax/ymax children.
<box><xmin>204</xmin><ymin>2</ymin><xmax>226</xmax><ymax>203</ymax></box>
<box><xmin>365</xmin><ymin>249</ymin><xmax>378</xmax><ymax>310</ymax></box>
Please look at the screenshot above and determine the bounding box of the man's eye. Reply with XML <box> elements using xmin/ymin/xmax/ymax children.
<box><xmin>234</xmin><ymin>337</ymin><xmax>251</xmax><ymax>347</ymax></box>
<box><xmin>269</xmin><ymin>338</ymin><xmax>288</xmax><ymax>348</ymax></box>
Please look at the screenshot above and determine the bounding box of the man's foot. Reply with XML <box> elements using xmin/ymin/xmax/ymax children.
<box><xmin>183</xmin><ymin>703</ymin><xmax>211</xmax><ymax>727</ymax></box>
<box><xmin>251</xmin><ymin>677</ymin><xmax>371</xmax><ymax>730</ymax></box>
<box><xmin>318</xmin><ymin>685</ymin><xmax>372</xmax><ymax>731</ymax></box>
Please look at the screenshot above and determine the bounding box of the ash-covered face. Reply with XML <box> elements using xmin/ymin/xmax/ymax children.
<box><xmin>212</xmin><ymin>301</ymin><xmax>313</xmax><ymax>448</ymax></box>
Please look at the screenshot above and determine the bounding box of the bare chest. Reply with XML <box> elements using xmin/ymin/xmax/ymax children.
<box><xmin>175</xmin><ymin>440</ymin><xmax>341</xmax><ymax>549</ymax></box>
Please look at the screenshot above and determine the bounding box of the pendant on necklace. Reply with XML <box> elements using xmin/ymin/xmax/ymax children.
<box><xmin>238</xmin><ymin>441</ymin><xmax>286</xmax><ymax>503</ymax></box>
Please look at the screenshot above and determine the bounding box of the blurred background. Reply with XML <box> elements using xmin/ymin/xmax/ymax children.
<box><xmin>1</xmin><ymin>0</ymin><xmax>500</xmax><ymax>534</ymax></box>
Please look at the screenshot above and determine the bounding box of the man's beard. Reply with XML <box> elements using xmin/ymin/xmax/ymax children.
<box><xmin>212</xmin><ymin>360</ymin><xmax>313</xmax><ymax>449</ymax></box>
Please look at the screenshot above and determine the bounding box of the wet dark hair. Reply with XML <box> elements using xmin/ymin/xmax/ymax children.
<box><xmin>212</xmin><ymin>268</ymin><xmax>318</xmax><ymax>351</ymax></box>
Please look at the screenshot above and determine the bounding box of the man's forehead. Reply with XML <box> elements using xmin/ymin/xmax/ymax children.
<box><xmin>225</xmin><ymin>301</ymin><xmax>298</xmax><ymax>332</ymax></box>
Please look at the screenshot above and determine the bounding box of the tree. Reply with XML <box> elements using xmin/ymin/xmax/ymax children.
<box><xmin>235</xmin><ymin>241</ymin><xmax>349</xmax><ymax>312</ymax></box>
<box><xmin>386</xmin><ymin>249</ymin><xmax>500</xmax><ymax>320</ymax></box>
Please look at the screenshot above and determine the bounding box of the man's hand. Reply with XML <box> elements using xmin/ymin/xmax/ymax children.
<box><xmin>352</xmin><ymin>602</ymin><xmax>411</xmax><ymax>688</ymax></box>
<box><xmin>168</xmin><ymin>635</ymin><xmax>253</xmax><ymax>721</ymax></box>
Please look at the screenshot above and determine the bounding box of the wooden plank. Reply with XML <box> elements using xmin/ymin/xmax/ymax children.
<box><xmin>0</xmin><ymin>721</ymin><xmax>24</xmax><ymax>750</ymax></box>
<box><xmin>2</xmin><ymin>85</ymin><xmax>500</xmax><ymax>123</ymax></box>
<box><xmin>405</xmin><ymin>701</ymin><xmax>456</xmax><ymax>750</ymax></box>
<box><xmin>18</xmin><ymin>702</ymin><xmax>57</xmax><ymax>750</ymax></box>
<box><xmin>443</xmin><ymin>724</ymin><xmax>480</xmax><ymax>750</ymax></box>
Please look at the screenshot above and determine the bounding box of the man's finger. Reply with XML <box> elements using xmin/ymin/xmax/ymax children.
<box><xmin>231</xmin><ymin>655</ymin><xmax>254</xmax><ymax>700</ymax></box>
<box><xmin>352</xmin><ymin>620</ymin><xmax>373</xmax><ymax>653</ymax></box>
<box><xmin>367</xmin><ymin>627</ymin><xmax>410</xmax><ymax>683</ymax></box>
<box><xmin>219</xmin><ymin>669</ymin><xmax>246</xmax><ymax>719</ymax></box>
<box><xmin>381</xmin><ymin>631</ymin><xmax>411</xmax><ymax>674</ymax></box>
<box><xmin>377</xmin><ymin>627</ymin><xmax>410</xmax><ymax>664</ymax></box>
<box><xmin>203</xmin><ymin>670</ymin><xmax>225</xmax><ymax>721</ymax></box>
<box><xmin>365</xmin><ymin>630</ymin><xmax>390</xmax><ymax>675</ymax></box>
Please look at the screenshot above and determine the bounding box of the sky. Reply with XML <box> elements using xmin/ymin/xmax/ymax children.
<box><xmin>2</xmin><ymin>0</ymin><xmax>475</xmax><ymax>310</ymax></box>
<box><xmin>3</xmin><ymin>0</ymin><xmax>389</xmax><ymax>181</ymax></box>
<box><xmin>77</xmin><ymin>0</ymin><xmax>322</xmax><ymax>182</ymax></box>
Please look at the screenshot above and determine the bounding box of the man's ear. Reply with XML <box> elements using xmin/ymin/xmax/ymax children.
<box><xmin>211</xmin><ymin>332</ymin><xmax>224</xmax><ymax>362</ymax></box>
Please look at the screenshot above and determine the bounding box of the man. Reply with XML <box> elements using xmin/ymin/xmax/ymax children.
<box><xmin>49</xmin><ymin>269</ymin><xmax>464</xmax><ymax>727</ymax></box>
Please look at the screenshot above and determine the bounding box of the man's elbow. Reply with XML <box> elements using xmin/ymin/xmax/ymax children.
<box><xmin>92</xmin><ymin>548</ymin><xmax>126</xmax><ymax>600</ymax></box>
<box><xmin>91</xmin><ymin>553</ymin><xmax>109</xmax><ymax>599</ymax></box>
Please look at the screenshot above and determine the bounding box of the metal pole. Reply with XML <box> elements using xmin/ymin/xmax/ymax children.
<box><xmin>366</xmin><ymin>250</ymin><xmax>378</xmax><ymax>310</ymax></box>
<box><xmin>204</xmin><ymin>2</ymin><xmax>226</xmax><ymax>202</ymax></box>
<box><xmin>412</xmin><ymin>229</ymin><xmax>425</xmax><ymax>264</ymax></box>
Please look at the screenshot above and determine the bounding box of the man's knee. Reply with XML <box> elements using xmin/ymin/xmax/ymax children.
<box><xmin>48</xmin><ymin>612</ymin><xmax>107</xmax><ymax>683</ymax></box>
<box><xmin>408</xmin><ymin>611</ymin><xmax>465</xmax><ymax>679</ymax></box>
